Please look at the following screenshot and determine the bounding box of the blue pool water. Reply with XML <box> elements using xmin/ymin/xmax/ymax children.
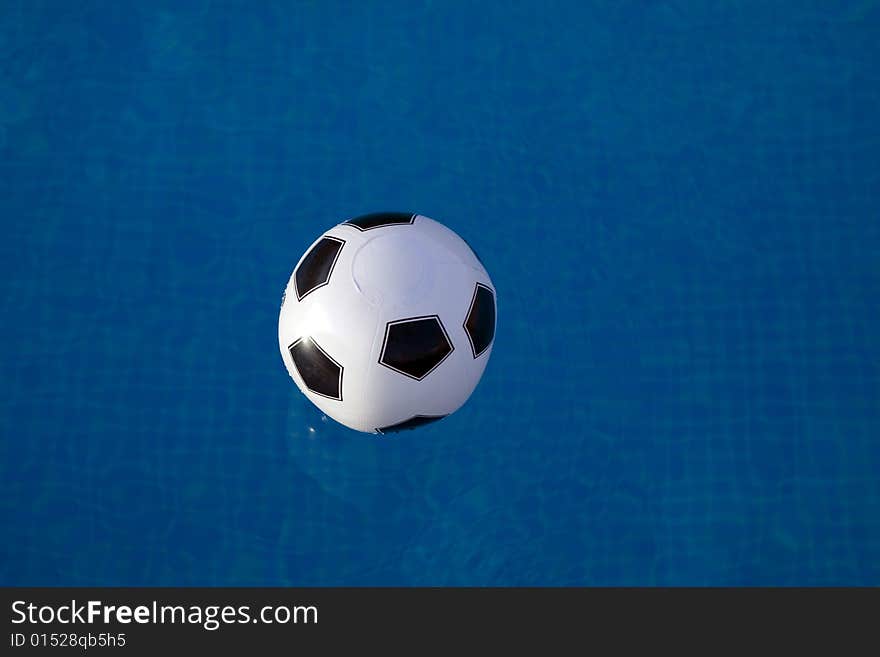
<box><xmin>1</xmin><ymin>1</ymin><xmax>878</xmax><ymax>585</ymax></box>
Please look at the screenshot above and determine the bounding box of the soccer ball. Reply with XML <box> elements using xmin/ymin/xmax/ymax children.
<box><xmin>278</xmin><ymin>212</ymin><xmax>496</xmax><ymax>434</ymax></box>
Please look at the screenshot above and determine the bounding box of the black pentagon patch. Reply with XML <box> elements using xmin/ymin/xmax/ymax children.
<box><xmin>294</xmin><ymin>236</ymin><xmax>344</xmax><ymax>301</ymax></box>
<box><xmin>379</xmin><ymin>315</ymin><xmax>453</xmax><ymax>380</ymax></box>
<box><xmin>343</xmin><ymin>212</ymin><xmax>415</xmax><ymax>231</ymax></box>
<box><xmin>464</xmin><ymin>283</ymin><xmax>495</xmax><ymax>358</ymax></box>
<box><xmin>376</xmin><ymin>415</ymin><xmax>448</xmax><ymax>434</ymax></box>
<box><xmin>288</xmin><ymin>337</ymin><xmax>343</xmax><ymax>400</ymax></box>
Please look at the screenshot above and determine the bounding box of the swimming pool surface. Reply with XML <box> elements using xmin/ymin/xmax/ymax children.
<box><xmin>1</xmin><ymin>1</ymin><xmax>878</xmax><ymax>585</ymax></box>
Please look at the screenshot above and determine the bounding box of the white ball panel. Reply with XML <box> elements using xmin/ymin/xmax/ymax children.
<box><xmin>279</xmin><ymin>214</ymin><xmax>495</xmax><ymax>434</ymax></box>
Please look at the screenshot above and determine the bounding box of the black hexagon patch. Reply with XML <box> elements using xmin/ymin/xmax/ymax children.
<box><xmin>376</xmin><ymin>415</ymin><xmax>448</xmax><ymax>434</ymax></box>
<box><xmin>343</xmin><ymin>212</ymin><xmax>415</xmax><ymax>231</ymax></box>
<box><xmin>294</xmin><ymin>236</ymin><xmax>344</xmax><ymax>301</ymax></box>
<box><xmin>464</xmin><ymin>283</ymin><xmax>495</xmax><ymax>358</ymax></box>
<box><xmin>288</xmin><ymin>337</ymin><xmax>343</xmax><ymax>400</ymax></box>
